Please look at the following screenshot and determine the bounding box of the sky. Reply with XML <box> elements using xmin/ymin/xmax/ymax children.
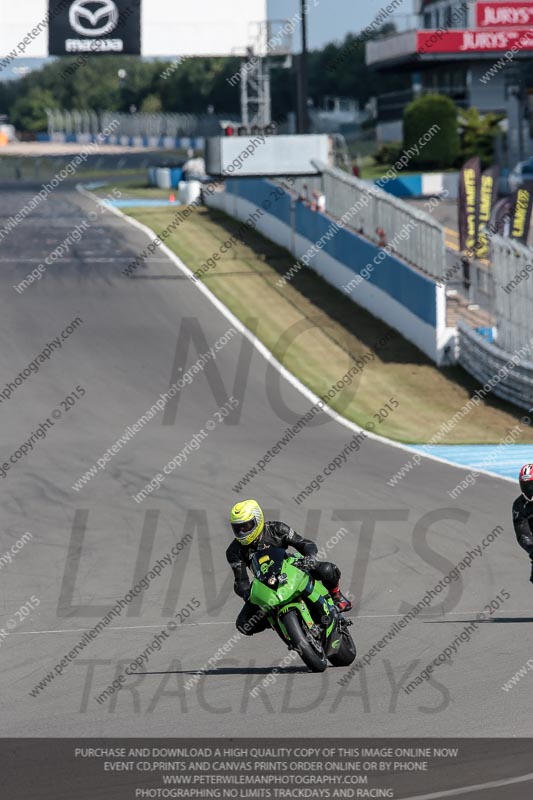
<box><xmin>0</xmin><ymin>1</ymin><xmax>417</xmax><ymax>81</ymax></box>
<box><xmin>268</xmin><ymin>0</ymin><xmax>415</xmax><ymax>50</ymax></box>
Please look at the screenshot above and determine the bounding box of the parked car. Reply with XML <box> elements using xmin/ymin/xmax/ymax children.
<box><xmin>508</xmin><ymin>157</ymin><xmax>533</xmax><ymax>192</ymax></box>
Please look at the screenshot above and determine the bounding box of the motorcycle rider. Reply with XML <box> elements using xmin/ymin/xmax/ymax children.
<box><xmin>513</xmin><ymin>464</ymin><xmax>533</xmax><ymax>583</ymax></box>
<box><xmin>227</xmin><ymin>499</ymin><xmax>352</xmax><ymax>636</ymax></box>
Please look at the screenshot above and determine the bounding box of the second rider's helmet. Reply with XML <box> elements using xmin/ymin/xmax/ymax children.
<box><xmin>519</xmin><ymin>464</ymin><xmax>533</xmax><ymax>500</ymax></box>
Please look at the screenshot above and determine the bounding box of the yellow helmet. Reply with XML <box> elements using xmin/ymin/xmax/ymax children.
<box><xmin>230</xmin><ymin>499</ymin><xmax>265</xmax><ymax>545</ymax></box>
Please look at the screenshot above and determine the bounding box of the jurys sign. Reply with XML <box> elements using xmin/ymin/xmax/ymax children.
<box><xmin>476</xmin><ymin>2</ymin><xmax>533</xmax><ymax>28</ymax></box>
<box><xmin>417</xmin><ymin>28</ymin><xmax>533</xmax><ymax>52</ymax></box>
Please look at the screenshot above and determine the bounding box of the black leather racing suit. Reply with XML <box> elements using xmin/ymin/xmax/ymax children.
<box><xmin>512</xmin><ymin>495</ymin><xmax>533</xmax><ymax>582</ymax></box>
<box><xmin>226</xmin><ymin>521</ymin><xmax>341</xmax><ymax>635</ymax></box>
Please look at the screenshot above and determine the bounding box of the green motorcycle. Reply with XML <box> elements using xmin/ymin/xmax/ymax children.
<box><xmin>249</xmin><ymin>545</ymin><xmax>357</xmax><ymax>673</ymax></box>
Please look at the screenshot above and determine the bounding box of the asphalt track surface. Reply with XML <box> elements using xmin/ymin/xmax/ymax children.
<box><xmin>0</xmin><ymin>179</ymin><xmax>532</xmax><ymax>794</ymax></box>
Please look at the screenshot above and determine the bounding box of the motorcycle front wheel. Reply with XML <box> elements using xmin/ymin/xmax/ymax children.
<box><xmin>281</xmin><ymin>609</ymin><xmax>327</xmax><ymax>672</ymax></box>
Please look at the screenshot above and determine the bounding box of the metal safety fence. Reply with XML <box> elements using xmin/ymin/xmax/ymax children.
<box><xmin>490</xmin><ymin>234</ymin><xmax>533</xmax><ymax>354</ymax></box>
<box><xmin>46</xmin><ymin>110</ymin><xmax>229</xmax><ymax>139</ymax></box>
<box><xmin>312</xmin><ymin>162</ymin><xmax>447</xmax><ymax>281</ymax></box>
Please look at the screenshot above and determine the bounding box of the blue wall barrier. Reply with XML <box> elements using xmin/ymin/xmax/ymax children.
<box><xmin>223</xmin><ymin>179</ymin><xmax>436</xmax><ymax>327</ymax></box>
<box><xmin>373</xmin><ymin>175</ymin><xmax>423</xmax><ymax>198</ymax></box>
<box><xmin>226</xmin><ymin>177</ymin><xmax>292</xmax><ymax>226</ymax></box>
<box><xmin>294</xmin><ymin>188</ymin><xmax>437</xmax><ymax>327</ymax></box>
<box><xmin>374</xmin><ymin>172</ymin><xmax>460</xmax><ymax>199</ymax></box>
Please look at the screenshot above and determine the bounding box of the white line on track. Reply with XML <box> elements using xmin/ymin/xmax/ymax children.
<box><xmin>400</xmin><ymin>771</ymin><xmax>533</xmax><ymax>799</ymax></box>
<box><xmin>10</xmin><ymin>623</ymin><xmax>234</xmax><ymax>635</ymax></box>
<box><xmin>9</xmin><ymin>609</ymin><xmax>529</xmax><ymax>636</ymax></box>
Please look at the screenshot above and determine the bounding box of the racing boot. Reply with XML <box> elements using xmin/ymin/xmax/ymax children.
<box><xmin>330</xmin><ymin>584</ymin><xmax>352</xmax><ymax>613</ymax></box>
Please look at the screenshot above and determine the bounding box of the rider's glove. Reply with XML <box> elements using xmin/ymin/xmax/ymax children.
<box><xmin>296</xmin><ymin>555</ymin><xmax>317</xmax><ymax>572</ymax></box>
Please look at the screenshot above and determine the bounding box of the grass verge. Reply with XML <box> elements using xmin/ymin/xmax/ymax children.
<box><xmin>360</xmin><ymin>160</ymin><xmax>419</xmax><ymax>181</ymax></box>
<box><xmin>94</xmin><ymin>179</ymin><xmax>174</xmax><ymax>199</ymax></box>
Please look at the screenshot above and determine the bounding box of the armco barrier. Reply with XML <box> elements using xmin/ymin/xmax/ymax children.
<box><xmin>457</xmin><ymin>320</ymin><xmax>533</xmax><ymax>411</ymax></box>
<box><xmin>206</xmin><ymin>177</ymin><xmax>454</xmax><ymax>365</ymax></box>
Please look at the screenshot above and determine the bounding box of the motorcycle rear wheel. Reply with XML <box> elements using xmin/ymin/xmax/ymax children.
<box><xmin>281</xmin><ymin>609</ymin><xmax>328</xmax><ymax>672</ymax></box>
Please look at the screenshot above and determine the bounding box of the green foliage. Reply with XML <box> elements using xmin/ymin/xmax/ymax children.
<box><xmin>157</xmin><ymin>57</ymin><xmax>241</xmax><ymax>113</ymax></box>
<box><xmin>0</xmin><ymin>24</ymin><xmax>406</xmax><ymax>132</ymax></box>
<box><xmin>374</xmin><ymin>142</ymin><xmax>403</xmax><ymax>165</ymax></box>
<box><xmin>403</xmin><ymin>93</ymin><xmax>460</xmax><ymax>169</ymax></box>
<box><xmin>140</xmin><ymin>93</ymin><xmax>162</xmax><ymax>113</ymax></box>
<box><xmin>458</xmin><ymin>107</ymin><xmax>504</xmax><ymax>168</ymax></box>
<box><xmin>10</xmin><ymin>87</ymin><xmax>58</xmax><ymax>132</ymax></box>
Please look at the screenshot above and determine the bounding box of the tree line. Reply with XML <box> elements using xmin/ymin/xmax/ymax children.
<box><xmin>0</xmin><ymin>25</ymin><xmax>404</xmax><ymax>132</ymax></box>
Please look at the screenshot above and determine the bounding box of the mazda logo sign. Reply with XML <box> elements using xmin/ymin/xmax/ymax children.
<box><xmin>69</xmin><ymin>0</ymin><xmax>120</xmax><ymax>37</ymax></box>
